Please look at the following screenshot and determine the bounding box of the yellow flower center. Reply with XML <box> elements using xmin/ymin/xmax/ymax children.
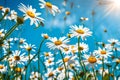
<box><xmin>54</xmin><ymin>40</ymin><xmax>62</xmax><ymax>46</ymax></box>
<box><xmin>15</xmin><ymin>67</ymin><xmax>21</xmax><ymax>72</ymax></box>
<box><xmin>46</xmin><ymin>2</ymin><xmax>52</xmax><ymax>8</ymax></box>
<box><xmin>48</xmin><ymin>60</ymin><xmax>52</xmax><ymax>63</ymax></box>
<box><xmin>70</xmin><ymin>64</ymin><xmax>74</xmax><ymax>68</ymax></box>
<box><xmin>111</xmin><ymin>42</ymin><xmax>115</xmax><ymax>46</ymax></box>
<box><xmin>72</xmin><ymin>50</ymin><xmax>76</xmax><ymax>54</ymax></box>
<box><xmin>0</xmin><ymin>65</ymin><xmax>4</xmax><ymax>69</ymax></box>
<box><xmin>76</xmin><ymin>29</ymin><xmax>84</xmax><ymax>34</ymax></box>
<box><xmin>88</xmin><ymin>56</ymin><xmax>97</xmax><ymax>63</ymax></box>
<box><xmin>63</xmin><ymin>58</ymin><xmax>69</xmax><ymax>62</ymax></box>
<box><xmin>116</xmin><ymin>59</ymin><xmax>120</xmax><ymax>63</ymax></box>
<box><xmin>19</xmin><ymin>40</ymin><xmax>24</xmax><ymax>44</ymax></box>
<box><xmin>64</xmin><ymin>47</ymin><xmax>69</xmax><ymax>51</ymax></box>
<box><xmin>5</xmin><ymin>8</ymin><xmax>9</xmax><ymax>13</ymax></box>
<box><xmin>45</xmin><ymin>53</ymin><xmax>49</xmax><ymax>57</ymax></box>
<box><xmin>44</xmin><ymin>35</ymin><xmax>49</xmax><ymax>39</ymax></box>
<box><xmin>34</xmin><ymin>75</ymin><xmax>37</xmax><ymax>78</ymax></box>
<box><xmin>100</xmin><ymin>50</ymin><xmax>106</xmax><ymax>55</ymax></box>
<box><xmin>48</xmin><ymin>72</ymin><xmax>54</xmax><ymax>77</ymax></box>
<box><xmin>71</xmin><ymin>46</ymin><xmax>74</xmax><ymax>49</ymax></box>
<box><xmin>14</xmin><ymin>56</ymin><xmax>20</xmax><ymax>61</ymax></box>
<box><xmin>26</xmin><ymin>11</ymin><xmax>35</xmax><ymax>18</ymax></box>
<box><xmin>65</xmin><ymin>11</ymin><xmax>70</xmax><ymax>15</ymax></box>
<box><xmin>26</xmin><ymin>46</ymin><xmax>32</xmax><ymax>51</ymax></box>
<box><xmin>0</xmin><ymin>6</ymin><xmax>3</xmax><ymax>10</ymax></box>
<box><xmin>58</xmin><ymin>67</ymin><xmax>64</xmax><ymax>71</ymax></box>
<box><xmin>67</xmin><ymin>34</ymin><xmax>71</xmax><ymax>38</ymax></box>
<box><xmin>0</xmin><ymin>31</ymin><xmax>3</xmax><ymax>35</ymax></box>
<box><xmin>79</xmin><ymin>46</ymin><xmax>84</xmax><ymax>51</ymax></box>
<box><xmin>72</xmin><ymin>77</ymin><xmax>75</xmax><ymax>80</ymax></box>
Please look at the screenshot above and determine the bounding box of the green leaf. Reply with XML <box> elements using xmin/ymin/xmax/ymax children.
<box><xmin>103</xmin><ymin>74</ymin><xmax>109</xmax><ymax>80</ymax></box>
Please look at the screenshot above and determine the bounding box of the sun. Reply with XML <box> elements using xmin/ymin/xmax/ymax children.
<box><xmin>113</xmin><ymin>0</ymin><xmax>120</xmax><ymax>7</ymax></box>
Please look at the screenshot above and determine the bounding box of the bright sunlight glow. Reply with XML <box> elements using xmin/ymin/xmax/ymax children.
<box><xmin>113</xmin><ymin>0</ymin><xmax>120</xmax><ymax>7</ymax></box>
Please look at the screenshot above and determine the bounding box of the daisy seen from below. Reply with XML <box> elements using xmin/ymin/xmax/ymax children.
<box><xmin>57</xmin><ymin>55</ymin><xmax>79</xmax><ymax>69</ymax></box>
<box><xmin>30</xmin><ymin>72</ymin><xmax>41</xmax><ymax>80</ymax></box>
<box><xmin>70</xmin><ymin>25</ymin><xmax>92</xmax><ymax>40</ymax></box>
<box><xmin>0</xmin><ymin>64</ymin><xmax>7</xmax><ymax>73</ymax></box>
<box><xmin>106</xmin><ymin>38</ymin><xmax>120</xmax><ymax>51</ymax></box>
<box><xmin>18</xmin><ymin>3</ymin><xmax>44</xmax><ymax>27</ymax></box>
<box><xmin>9</xmin><ymin>50</ymin><xmax>27</xmax><ymax>65</ymax></box>
<box><xmin>94</xmin><ymin>47</ymin><xmax>112</xmax><ymax>59</ymax></box>
<box><xmin>83</xmin><ymin>53</ymin><xmax>100</xmax><ymax>68</ymax></box>
<box><xmin>43</xmin><ymin>52</ymin><xmax>53</xmax><ymax>58</ymax></box>
<box><xmin>108</xmin><ymin>38</ymin><xmax>120</xmax><ymax>46</ymax></box>
<box><xmin>1</xmin><ymin>7</ymin><xmax>10</xmax><ymax>19</ymax></box>
<box><xmin>21</xmin><ymin>43</ymin><xmax>36</xmax><ymax>52</ymax></box>
<box><xmin>46</xmin><ymin>37</ymin><xmax>69</xmax><ymax>50</ymax></box>
<box><xmin>76</xmin><ymin>42</ymin><xmax>89</xmax><ymax>53</ymax></box>
<box><xmin>39</xmin><ymin>0</ymin><xmax>60</xmax><ymax>16</ymax></box>
<box><xmin>61</xmin><ymin>44</ymin><xmax>78</xmax><ymax>55</ymax></box>
<box><xmin>44</xmin><ymin>57</ymin><xmax>54</xmax><ymax>67</ymax></box>
<box><xmin>41</xmin><ymin>33</ymin><xmax>49</xmax><ymax>39</ymax></box>
<box><xmin>8</xmin><ymin>10</ymin><xmax>17</xmax><ymax>21</ymax></box>
<box><xmin>45</xmin><ymin>68</ymin><xmax>56</xmax><ymax>80</ymax></box>
<box><xmin>0</xmin><ymin>29</ymin><xmax>6</xmax><ymax>38</ymax></box>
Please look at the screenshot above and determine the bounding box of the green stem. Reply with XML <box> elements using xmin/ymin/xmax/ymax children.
<box><xmin>77</xmin><ymin>36</ymin><xmax>84</xmax><ymax>71</ymax></box>
<box><xmin>92</xmin><ymin>66</ymin><xmax>96</xmax><ymax>80</ymax></box>
<box><xmin>0</xmin><ymin>11</ymin><xmax>8</xmax><ymax>22</ymax></box>
<box><xmin>108</xmin><ymin>66</ymin><xmax>110</xmax><ymax>80</ymax></box>
<box><xmin>115</xmin><ymin>49</ymin><xmax>118</xmax><ymax>58</ymax></box>
<box><xmin>2</xmin><ymin>23</ymin><xmax>20</xmax><ymax>41</ymax></box>
<box><xmin>59</xmin><ymin>50</ymin><xmax>68</xmax><ymax>80</ymax></box>
<box><xmin>112</xmin><ymin>63</ymin><xmax>118</xmax><ymax>80</ymax></box>
<box><xmin>102</xmin><ymin>57</ymin><xmax>104</xmax><ymax>80</ymax></box>
<box><xmin>0</xmin><ymin>50</ymin><xmax>12</xmax><ymax>61</ymax></box>
<box><xmin>25</xmin><ymin>39</ymin><xmax>45</xmax><ymax>80</ymax></box>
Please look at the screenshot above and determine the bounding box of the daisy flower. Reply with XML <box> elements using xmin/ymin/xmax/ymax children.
<box><xmin>57</xmin><ymin>55</ymin><xmax>79</xmax><ymax>69</ymax></box>
<box><xmin>83</xmin><ymin>54</ymin><xmax>100</xmax><ymax>68</ymax></box>
<box><xmin>105</xmin><ymin>39</ymin><xmax>120</xmax><ymax>51</ymax></box>
<box><xmin>41</xmin><ymin>33</ymin><xmax>49</xmax><ymax>39</ymax></box>
<box><xmin>19</xmin><ymin>38</ymin><xmax>26</xmax><ymax>44</ymax></box>
<box><xmin>9</xmin><ymin>50</ymin><xmax>27</xmax><ymax>65</ymax></box>
<box><xmin>69</xmin><ymin>45</ymin><xmax>78</xmax><ymax>54</ymax></box>
<box><xmin>0</xmin><ymin>29</ymin><xmax>6</xmax><ymax>38</ymax></box>
<box><xmin>70</xmin><ymin>25</ymin><xmax>92</xmax><ymax>40</ymax></box>
<box><xmin>46</xmin><ymin>37</ymin><xmax>69</xmax><ymax>50</ymax></box>
<box><xmin>45</xmin><ymin>68</ymin><xmax>56</xmax><ymax>80</ymax></box>
<box><xmin>108</xmin><ymin>38</ymin><xmax>120</xmax><ymax>46</ymax></box>
<box><xmin>21</xmin><ymin>43</ymin><xmax>36</xmax><ymax>52</ymax></box>
<box><xmin>62</xmin><ymin>44</ymin><xmax>78</xmax><ymax>55</ymax></box>
<box><xmin>62</xmin><ymin>46</ymin><xmax>71</xmax><ymax>55</ymax></box>
<box><xmin>30</xmin><ymin>72</ymin><xmax>41</xmax><ymax>80</ymax></box>
<box><xmin>44</xmin><ymin>57</ymin><xmax>54</xmax><ymax>67</ymax></box>
<box><xmin>94</xmin><ymin>47</ymin><xmax>112</xmax><ymax>59</ymax></box>
<box><xmin>18</xmin><ymin>3</ymin><xmax>44</xmax><ymax>27</ymax></box>
<box><xmin>57</xmin><ymin>72</ymin><xmax>66</xmax><ymax>80</ymax></box>
<box><xmin>80</xmin><ymin>17</ymin><xmax>89</xmax><ymax>21</ymax></box>
<box><xmin>1</xmin><ymin>7</ymin><xmax>10</xmax><ymax>19</ymax></box>
<box><xmin>39</xmin><ymin>0</ymin><xmax>60</xmax><ymax>16</ymax></box>
<box><xmin>0</xmin><ymin>6</ymin><xmax>4</xmax><ymax>10</ymax></box>
<box><xmin>43</xmin><ymin>52</ymin><xmax>53</xmax><ymax>58</ymax></box>
<box><xmin>8</xmin><ymin>10</ymin><xmax>17</xmax><ymax>21</ymax></box>
<box><xmin>0</xmin><ymin>64</ymin><xmax>7</xmax><ymax>73</ymax></box>
<box><xmin>56</xmin><ymin>66</ymin><xmax>64</xmax><ymax>73</ymax></box>
<box><xmin>77</xmin><ymin>42</ymin><xmax>89</xmax><ymax>53</ymax></box>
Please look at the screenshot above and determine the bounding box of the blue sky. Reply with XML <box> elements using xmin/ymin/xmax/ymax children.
<box><xmin>1</xmin><ymin>0</ymin><xmax>120</xmax><ymax>52</ymax></box>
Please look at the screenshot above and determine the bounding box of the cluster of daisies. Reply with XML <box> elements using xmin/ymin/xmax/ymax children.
<box><xmin>0</xmin><ymin>0</ymin><xmax>120</xmax><ymax>80</ymax></box>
